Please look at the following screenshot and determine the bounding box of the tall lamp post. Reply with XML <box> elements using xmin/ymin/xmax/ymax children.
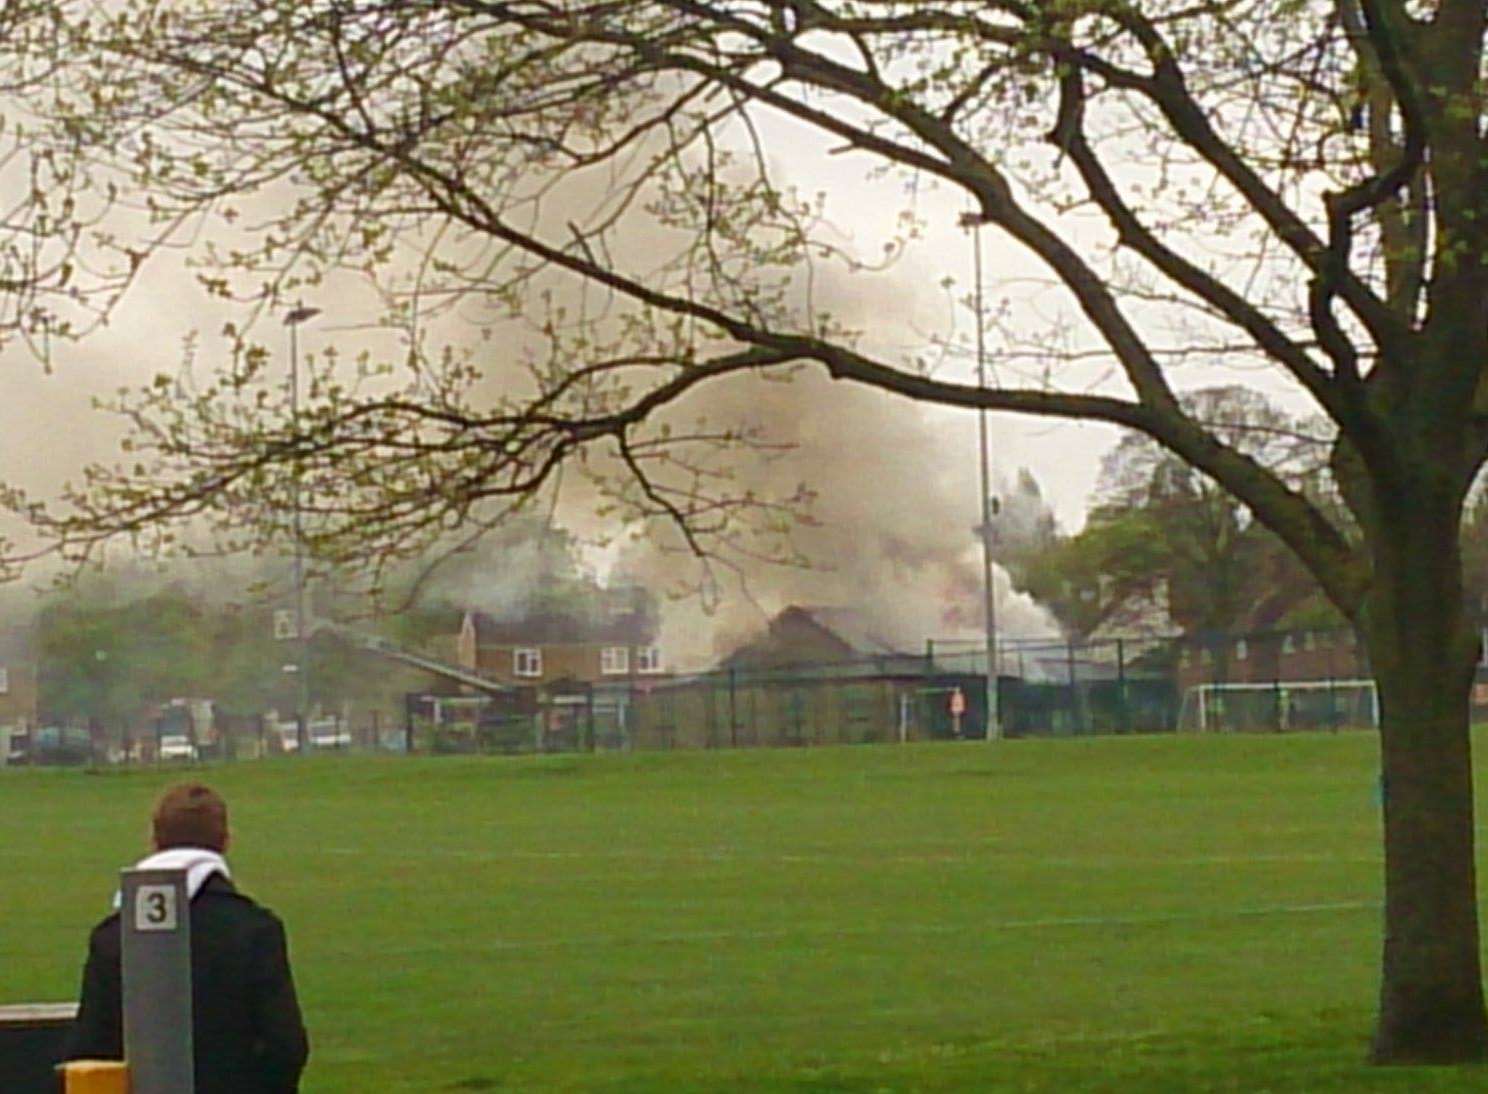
<box><xmin>960</xmin><ymin>212</ymin><xmax>1001</xmax><ymax>740</ymax></box>
<box><xmin>285</xmin><ymin>305</ymin><xmax>320</xmax><ymax>754</ymax></box>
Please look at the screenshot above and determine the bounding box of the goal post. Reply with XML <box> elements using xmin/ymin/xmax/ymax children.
<box><xmin>1178</xmin><ymin>679</ymin><xmax>1379</xmax><ymax>733</ymax></box>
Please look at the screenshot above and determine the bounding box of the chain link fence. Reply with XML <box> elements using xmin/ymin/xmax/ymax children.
<box><xmin>21</xmin><ymin>623</ymin><xmax>1473</xmax><ymax>767</ymax></box>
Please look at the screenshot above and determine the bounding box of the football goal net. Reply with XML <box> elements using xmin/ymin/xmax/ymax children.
<box><xmin>1177</xmin><ymin>679</ymin><xmax>1378</xmax><ymax>733</ymax></box>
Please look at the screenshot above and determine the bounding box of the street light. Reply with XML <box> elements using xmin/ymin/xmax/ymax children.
<box><xmin>960</xmin><ymin>211</ymin><xmax>1001</xmax><ymax>741</ymax></box>
<box><xmin>285</xmin><ymin>304</ymin><xmax>321</xmax><ymax>754</ymax></box>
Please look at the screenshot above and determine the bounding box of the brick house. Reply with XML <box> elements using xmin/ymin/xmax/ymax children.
<box><xmin>451</xmin><ymin>586</ymin><xmax>665</xmax><ymax>749</ymax></box>
<box><xmin>1175</xmin><ymin>626</ymin><xmax>1371</xmax><ymax>694</ymax></box>
<box><xmin>455</xmin><ymin>587</ymin><xmax>664</xmax><ymax>687</ymax></box>
<box><xmin>1168</xmin><ymin>624</ymin><xmax>1488</xmax><ymax>730</ymax></box>
<box><xmin>0</xmin><ymin>628</ymin><xmax>39</xmax><ymax>762</ymax></box>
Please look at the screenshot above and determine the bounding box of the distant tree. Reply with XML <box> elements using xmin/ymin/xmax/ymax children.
<box><xmin>35</xmin><ymin>584</ymin><xmax>211</xmax><ymax>735</ymax></box>
<box><xmin>1007</xmin><ymin>388</ymin><xmax>1340</xmax><ymax>648</ymax></box>
<box><xmin>202</xmin><ymin>603</ymin><xmax>295</xmax><ymax>722</ymax></box>
<box><xmin>1005</xmin><ymin>510</ymin><xmax>1171</xmax><ymax>642</ymax></box>
<box><xmin>208</xmin><ymin>566</ymin><xmax>430</xmax><ymax>721</ymax></box>
<box><xmin>1101</xmin><ymin>388</ymin><xmax>1342</xmax><ymax>634</ymax></box>
<box><xmin>33</xmin><ymin>565</ymin><xmax>411</xmax><ymax>735</ymax></box>
<box><xmin>19</xmin><ymin>0</ymin><xmax>1488</xmax><ymax>1062</ymax></box>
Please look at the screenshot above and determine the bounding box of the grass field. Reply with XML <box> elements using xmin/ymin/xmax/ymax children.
<box><xmin>6</xmin><ymin>732</ymin><xmax>1488</xmax><ymax>1091</ymax></box>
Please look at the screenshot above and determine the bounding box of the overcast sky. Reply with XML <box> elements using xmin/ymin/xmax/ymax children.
<box><xmin>0</xmin><ymin>139</ymin><xmax>1122</xmax><ymax>525</ymax></box>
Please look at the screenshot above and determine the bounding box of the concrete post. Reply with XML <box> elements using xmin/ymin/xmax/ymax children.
<box><xmin>120</xmin><ymin>868</ymin><xmax>194</xmax><ymax>1094</ymax></box>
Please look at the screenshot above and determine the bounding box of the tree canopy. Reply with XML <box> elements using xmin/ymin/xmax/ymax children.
<box><xmin>10</xmin><ymin>0</ymin><xmax>1420</xmax><ymax>599</ymax></box>
<box><xmin>1004</xmin><ymin>387</ymin><xmax>1343</xmax><ymax>642</ymax></box>
<box><xmin>11</xmin><ymin>0</ymin><xmax>1488</xmax><ymax>1065</ymax></box>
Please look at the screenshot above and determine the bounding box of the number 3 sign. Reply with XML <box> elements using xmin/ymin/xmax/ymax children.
<box><xmin>134</xmin><ymin>885</ymin><xmax>179</xmax><ymax>932</ymax></box>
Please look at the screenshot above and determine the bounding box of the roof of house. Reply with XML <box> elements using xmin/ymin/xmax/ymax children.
<box><xmin>464</xmin><ymin>587</ymin><xmax>658</xmax><ymax>647</ymax></box>
<box><xmin>719</xmin><ymin>605</ymin><xmax>914</xmax><ymax>670</ymax></box>
<box><xmin>794</xmin><ymin>607</ymin><xmax>909</xmax><ymax>656</ymax></box>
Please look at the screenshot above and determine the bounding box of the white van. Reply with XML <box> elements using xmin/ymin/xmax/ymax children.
<box><xmin>159</xmin><ymin>735</ymin><xmax>198</xmax><ymax>761</ymax></box>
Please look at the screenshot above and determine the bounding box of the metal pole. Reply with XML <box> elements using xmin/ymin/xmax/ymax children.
<box><xmin>285</xmin><ymin>306</ymin><xmax>319</xmax><ymax>755</ymax></box>
<box><xmin>966</xmin><ymin>215</ymin><xmax>1000</xmax><ymax>740</ymax></box>
<box><xmin>1067</xmin><ymin>639</ymin><xmax>1078</xmax><ymax>734</ymax></box>
<box><xmin>728</xmin><ymin>667</ymin><xmax>738</xmax><ymax>748</ymax></box>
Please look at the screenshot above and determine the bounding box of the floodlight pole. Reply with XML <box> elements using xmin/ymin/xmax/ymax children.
<box><xmin>962</xmin><ymin>212</ymin><xmax>1001</xmax><ymax>740</ymax></box>
<box><xmin>286</xmin><ymin>304</ymin><xmax>321</xmax><ymax>755</ymax></box>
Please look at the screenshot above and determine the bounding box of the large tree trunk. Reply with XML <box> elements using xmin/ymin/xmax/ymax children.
<box><xmin>1367</xmin><ymin>505</ymin><xmax>1488</xmax><ymax>1063</ymax></box>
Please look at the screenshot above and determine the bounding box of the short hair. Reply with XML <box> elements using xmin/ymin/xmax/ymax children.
<box><xmin>152</xmin><ymin>784</ymin><xmax>229</xmax><ymax>852</ymax></box>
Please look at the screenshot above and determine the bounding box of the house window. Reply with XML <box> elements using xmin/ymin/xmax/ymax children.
<box><xmin>1303</xmin><ymin>631</ymin><xmax>1316</xmax><ymax>651</ymax></box>
<box><xmin>514</xmin><ymin>648</ymin><xmax>543</xmax><ymax>678</ymax></box>
<box><xmin>636</xmin><ymin>646</ymin><xmax>663</xmax><ymax>674</ymax></box>
<box><xmin>1282</xmin><ymin>634</ymin><xmax>1296</xmax><ymax>654</ymax></box>
<box><xmin>273</xmin><ymin>610</ymin><xmax>297</xmax><ymax>640</ymax></box>
<box><xmin>1235</xmin><ymin>639</ymin><xmax>1248</xmax><ymax>661</ymax></box>
<box><xmin>0</xmin><ymin>666</ymin><xmax>8</xmax><ymax>694</ymax></box>
<box><xmin>601</xmin><ymin>646</ymin><xmax>629</xmax><ymax>675</ymax></box>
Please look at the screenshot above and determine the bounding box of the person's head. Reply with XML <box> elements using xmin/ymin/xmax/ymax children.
<box><xmin>151</xmin><ymin>783</ymin><xmax>230</xmax><ymax>853</ymax></box>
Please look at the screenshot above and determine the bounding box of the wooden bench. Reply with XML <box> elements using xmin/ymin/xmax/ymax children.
<box><xmin>0</xmin><ymin>1002</ymin><xmax>79</xmax><ymax>1092</ymax></box>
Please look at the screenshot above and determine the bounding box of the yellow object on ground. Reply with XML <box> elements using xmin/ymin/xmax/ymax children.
<box><xmin>58</xmin><ymin>1059</ymin><xmax>130</xmax><ymax>1093</ymax></box>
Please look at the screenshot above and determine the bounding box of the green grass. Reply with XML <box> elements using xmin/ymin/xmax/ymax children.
<box><xmin>5</xmin><ymin>732</ymin><xmax>1488</xmax><ymax>1090</ymax></box>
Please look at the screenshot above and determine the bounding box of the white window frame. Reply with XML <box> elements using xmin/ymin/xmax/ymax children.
<box><xmin>1282</xmin><ymin>634</ymin><xmax>1296</xmax><ymax>654</ymax></box>
<box><xmin>1235</xmin><ymin>639</ymin><xmax>1248</xmax><ymax>662</ymax></box>
<box><xmin>635</xmin><ymin>646</ymin><xmax>663</xmax><ymax>674</ymax></box>
<box><xmin>600</xmin><ymin>646</ymin><xmax>629</xmax><ymax>675</ymax></box>
<box><xmin>513</xmin><ymin>648</ymin><xmax>543</xmax><ymax>678</ymax></box>
<box><xmin>0</xmin><ymin>666</ymin><xmax>8</xmax><ymax>694</ymax></box>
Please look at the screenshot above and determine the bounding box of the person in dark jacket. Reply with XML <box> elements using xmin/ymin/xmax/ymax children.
<box><xmin>65</xmin><ymin>783</ymin><xmax>309</xmax><ymax>1093</ymax></box>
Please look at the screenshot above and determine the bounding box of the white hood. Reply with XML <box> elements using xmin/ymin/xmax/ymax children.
<box><xmin>112</xmin><ymin>847</ymin><xmax>232</xmax><ymax>909</ymax></box>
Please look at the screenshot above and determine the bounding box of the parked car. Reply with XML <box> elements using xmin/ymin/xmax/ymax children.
<box><xmin>5</xmin><ymin>730</ymin><xmax>28</xmax><ymax>765</ymax></box>
<box><xmin>158</xmin><ymin>734</ymin><xmax>198</xmax><ymax>762</ymax></box>
<box><xmin>277</xmin><ymin>719</ymin><xmax>350</xmax><ymax>752</ymax></box>
<box><xmin>30</xmin><ymin>727</ymin><xmax>91</xmax><ymax>766</ymax></box>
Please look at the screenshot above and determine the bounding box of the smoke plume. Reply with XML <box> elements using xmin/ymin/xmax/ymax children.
<box><xmin>597</xmin><ymin>366</ymin><xmax>1058</xmax><ymax>670</ymax></box>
